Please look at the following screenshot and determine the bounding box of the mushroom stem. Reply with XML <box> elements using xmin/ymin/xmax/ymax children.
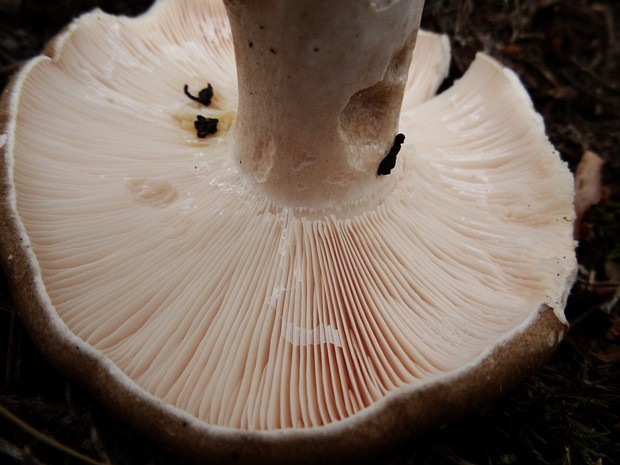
<box><xmin>224</xmin><ymin>0</ymin><xmax>424</xmax><ymax>209</ymax></box>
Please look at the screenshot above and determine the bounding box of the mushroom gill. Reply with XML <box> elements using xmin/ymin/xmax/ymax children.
<box><xmin>0</xmin><ymin>0</ymin><xmax>576</xmax><ymax>462</ymax></box>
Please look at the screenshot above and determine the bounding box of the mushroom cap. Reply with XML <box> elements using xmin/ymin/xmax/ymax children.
<box><xmin>0</xmin><ymin>0</ymin><xmax>576</xmax><ymax>464</ymax></box>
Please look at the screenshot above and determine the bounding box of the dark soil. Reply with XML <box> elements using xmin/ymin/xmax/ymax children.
<box><xmin>1</xmin><ymin>1</ymin><xmax>619</xmax><ymax>464</ymax></box>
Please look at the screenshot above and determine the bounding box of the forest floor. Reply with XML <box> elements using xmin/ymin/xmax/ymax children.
<box><xmin>0</xmin><ymin>1</ymin><xmax>618</xmax><ymax>464</ymax></box>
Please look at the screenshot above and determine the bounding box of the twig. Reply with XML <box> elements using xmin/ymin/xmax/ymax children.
<box><xmin>0</xmin><ymin>403</ymin><xmax>109</xmax><ymax>465</ymax></box>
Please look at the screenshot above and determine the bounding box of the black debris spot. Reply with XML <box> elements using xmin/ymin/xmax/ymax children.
<box><xmin>184</xmin><ymin>83</ymin><xmax>214</xmax><ymax>106</ymax></box>
<box><xmin>377</xmin><ymin>133</ymin><xmax>405</xmax><ymax>176</ymax></box>
<box><xmin>194</xmin><ymin>115</ymin><xmax>219</xmax><ymax>138</ymax></box>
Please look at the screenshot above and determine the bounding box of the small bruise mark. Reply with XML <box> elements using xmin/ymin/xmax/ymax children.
<box><xmin>126</xmin><ymin>178</ymin><xmax>177</xmax><ymax>207</ymax></box>
<box><xmin>172</xmin><ymin>111</ymin><xmax>235</xmax><ymax>139</ymax></box>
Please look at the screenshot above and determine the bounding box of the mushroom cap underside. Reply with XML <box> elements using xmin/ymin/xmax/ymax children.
<box><xmin>0</xmin><ymin>0</ymin><xmax>576</xmax><ymax>463</ymax></box>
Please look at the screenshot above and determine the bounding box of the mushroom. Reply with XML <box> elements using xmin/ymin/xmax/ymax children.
<box><xmin>0</xmin><ymin>0</ymin><xmax>577</xmax><ymax>464</ymax></box>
